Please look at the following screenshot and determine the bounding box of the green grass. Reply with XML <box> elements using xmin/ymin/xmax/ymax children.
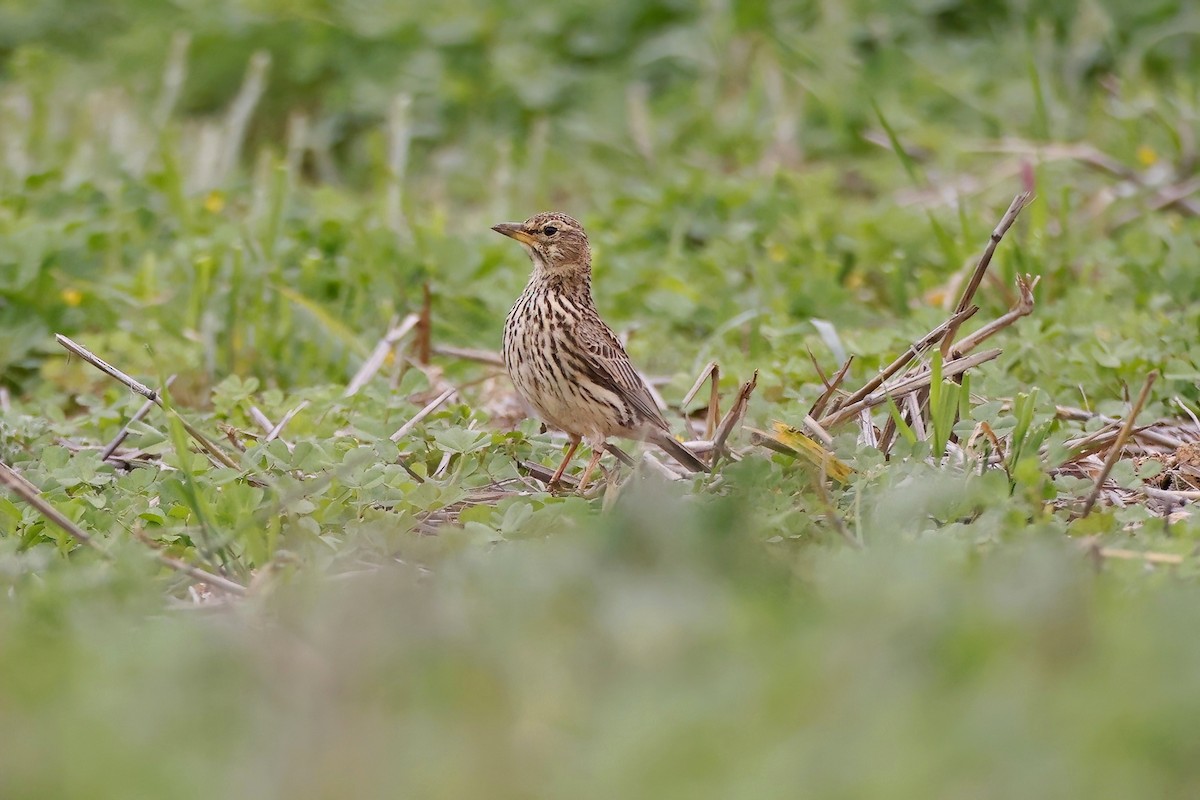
<box><xmin>4</xmin><ymin>0</ymin><xmax>1200</xmax><ymax>795</ymax></box>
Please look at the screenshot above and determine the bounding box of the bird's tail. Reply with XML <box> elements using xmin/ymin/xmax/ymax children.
<box><xmin>649</xmin><ymin>430</ymin><xmax>710</xmax><ymax>474</ymax></box>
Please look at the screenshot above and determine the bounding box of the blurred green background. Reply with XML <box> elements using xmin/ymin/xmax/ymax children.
<box><xmin>4</xmin><ymin>0</ymin><xmax>1200</xmax><ymax>796</ymax></box>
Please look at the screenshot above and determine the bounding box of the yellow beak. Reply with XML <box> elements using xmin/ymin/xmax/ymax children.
<box><xmin>491</xmin><ymin>222</ymin><xmax>536</xmax><ymax>246</ymax></box>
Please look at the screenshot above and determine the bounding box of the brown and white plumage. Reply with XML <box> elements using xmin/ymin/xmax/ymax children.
<box><xmin>494</xmin><ymin>211</ymin><xmax>708</xmax><ymax>490</ymax></box>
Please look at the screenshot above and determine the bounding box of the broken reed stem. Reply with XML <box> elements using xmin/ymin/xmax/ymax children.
<box><xmin>876</xmin><ymin>413</ymin><xmax>897</xmax><ymax>455</ymax></box>
<box><xmin>707</xmin><ymin>368</ymin><xmax>721</xmax><ymax>440</ymax></box>
<box><xmin>56</xmin><ymin>334</ymin><xmax>158</xmax><ymax>400</ymax></box>
<box><xmin>0</xmin><ymin>463</ymin><xmax>87</xmax><ymax>542</ymax></box>
<box><xmin>952</xmin><ymin>193</ymin><xmax>1034</xmax><ymax>316</ymax></box>
<box><xmin>681</xmin><ymin>361</ymin><xmax>720</xmax><ymax>440</ymax></box>
<box><xmin>815</xmin><ymin>196</ymin><xmax>1037</xmax><ymax>443</ymax></box>
<box><xmin>857</xmin><ymin>408</ymin><xmax>878</xmax><ymax>449</ymax></box>
<box><xmin>56</xmin><ymin>334</ymin><xmax>239</xmax><ymax>470</ymax></box>
<box><xmin>1061</xmin><ymin>427</ymin><xmax>1136</xmax><ymax>462</ymax></box>
<box><xmin>604</xmin><ymin>443</ymin><xmax>638</xmax><ymax>468</ymax></box>
<box><xmin>834</xmin><ymin>306</ymin><xmax>978</xmax><ymax>412</ymax></box>
<box><xmin>1143</xmin><ymin>486</ymin><xmax>1200</xmax><ymax>502</ymax></box>
<box><xmin>802</xmin><ymin>414</ymin><xmax>834</xmax><ymax>447</ymax></box>
<box><xmin>251</xmin><ymin>402</ymin><xmax>308</xmax><ymax>453</ymax></box>
<box><xmin>712</xmin><ymin>370</ymin><xmax>758</xmax><ymax>462</ymax></box>
<box><xmin>806</xmin><ymin>347</ymin><xmax>832</xmax><ymax>388</ymax></box>
<box><xmin>0</xmin><ymin>461</ymin><xmax>247</xmax><ymax>596</ymax></box>
<box><xmin>390</xmin><ymin>387</ymin><xmax>457</xmax><ymax>442</ymax></box>
<box><xmin>808</xmin><ymin>355</ymin><xmax>853</xmax><ymax>420</ymax></box>
<box><xmin>265</xmin><ymin>402</ymin><xmax>308</xmax><ymax>443</ymax></box>
<box><xmin>416</xmin><ymin>283</ymin><xmax>433</xmax><ymax>365</ymax></box>
<box><xmin>681</xmin><ymin>361</ymin><xmax>717</xmax><ymax>407</ymax></box>
<box><xmin>1072</xmin><ymin>425</ymin><xmax>1168</xmax><ymax>459</ymax></box>
<box><xmin>639</xmin><ymin>451</ymin><xmax>684</xmax><ymax>482</ymax></box>
<box><xmin>747</xmin><ymin>428</ymin><xmax>796</xmax><ymax>457</ymax></box>
<box><xmin>132</xmin><ymin>532</ymin><xmax>250</xmax><ymax>596</ymax></box>
<box><xmin>1080</xmin><ymin>371</ymin><xmax>1159</xmax><ymax>517</ymax></box>
<box><xmin>820</xmin><ymin>348</ymin><xmax>1002</xmax><ymax>429</ymax></box>
<box><xmin>248</xmin><ymin>406</ymin><xmax>280</xmax><ymax>444</ymax></box>
<box><xmin>1054</xmin><ymin>405</ymin><xmax>1184</xmax><ymax>450</ymax></box>
<box><xmin>904</xmin><ymin>392</ymin><xmax>927</xmax><ymax>441</ymax></box>
<box><xmin>100</xmin><ymin>374</ymin><xmax>177</xmax><ymax>462</ymax></box>
<box><xmin>940</xmin><ymin>192</ymin><xmax>1033</xmax><ymax>358</ymax></box>
<box><xmin>950</xmin><ymin>274</ymin><xmax>1040</xmax><ymax>358</ymax></box>
<box><xmin>344</xmin><ymin>313</ymin><xmax>421</xmax><ymax>397</ymax></box>
<box><xmin>520</xmin><ymin>460</ymin><xmax>579</xmax><ymax>489</ymax></box>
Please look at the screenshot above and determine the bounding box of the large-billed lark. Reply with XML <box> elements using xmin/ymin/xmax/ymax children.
<box><xmin>493</xmin><ymin>211</ymin><xmax>709</xmax><ymax>491</ymax></box>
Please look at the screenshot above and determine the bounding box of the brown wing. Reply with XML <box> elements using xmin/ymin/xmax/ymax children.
<box><xmin>574</xmin><ymin>315</ymin><xmax>671</xmax><ymax>432</ymax></box>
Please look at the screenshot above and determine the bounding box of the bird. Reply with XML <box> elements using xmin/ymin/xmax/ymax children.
<box><xmin>493</xmin><ymin>211</ymin><xmax>710</xmax><ymax>492</ymax></box>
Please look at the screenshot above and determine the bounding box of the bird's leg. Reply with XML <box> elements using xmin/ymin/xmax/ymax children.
<box><xmin>575</xmin><ymin>445</ymin><xmax>606</xmax><ymax>495</ymax></box>
<box><xmin>547</xmin><ymin>436</ymin><xmax>581</xmax><ymax>489</ymax></box>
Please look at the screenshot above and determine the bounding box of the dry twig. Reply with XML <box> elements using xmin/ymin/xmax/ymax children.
<box><xmin>345</xmin><ymin>313</ymin><xmax>421</xmax><ymax>397</ymax></box>
<box><xmin>1143</xmin><ymin>486</ymin><xmax>1200</xmax><ymax>503</ymax></box>
<box><xmin>389</xmin><ymin>387</ymin><xmax>457</xmax><ymax>442</ymax></box>
<box><xmin>940</xmin><ymin>192</ymin><xmax>1033</xmax><ymax>357</ymax></box>
<box><xmin>250</xmin><ymin>402</ymin><xmax>309</xmax><ymax>454</ymax></box>
<box><xmin>265</xmin><ymin>402</ymin><xmax>308</xmax><ymax>443</ymax></box>
<box><xmin>831</xmin><ymin>306</ymin><xmax>977</xmax><ymax>415</ymax></box>
<box><xmin>519</xmin><ymin>460</ymin><xmax>579</xmax><ymax>489</ymax></box>
<box><xmin>949</xmin><ymin>274</ymin><xmax>1040</xmax><ymax>358</ymax></box>
<box><xmin>712</xmin><ymin>371</ymin><xmax>758</xmax><ymax>461</ymax></box>
<box><xmin>801</xmin><ymin>414</ymin><xmax>834</xmax><ymax>447</ymax></box>
<box><xmin>100</xmin><ymin>375</ymin><xmax>177</xmax><ymax>462</ymax></box>
<box><xmin>416</xmin><ymin>283</ymin><xmax>433</xmax><ymax>365</ymax></box>
<box><xmin>0</xmin><ymin>461</ymin><xmax>246</xmax><ymax>596</ymax></box>
<box><xmin>57</xmin><ymin>335</ymin><xmax>238</xmax><ymax>470</ymax></box>
<box><xmin>820</xmin><ymin>349</ymin><xmax>1002</xmax><ymax>429</ymax></box>
<box><xmin>1081</xmin><ymin>371</ymin><xmax>1158</xmax><ymax>517</ymax></box>
<box><xmin>681</xmin><ymin>361</ymin><xmax>720</xmax><ymax>439</ymax></box>
<box><xmin>808</xmin><ymin>356</ymin><xmax>853</xmax><ymax>420</ymax></box>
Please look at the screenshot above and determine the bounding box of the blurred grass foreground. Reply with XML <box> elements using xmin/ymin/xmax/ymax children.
<box><xmin>5</xmin><ymin>0</ymin><xmax>1200</xmax><ymax>797</ymax></box>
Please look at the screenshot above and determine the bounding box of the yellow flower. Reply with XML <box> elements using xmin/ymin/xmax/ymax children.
<box><xmin>924</xmin><ymin>288</ymin><xmax>949</xmax><ymax>307</ymax></box>
<box><xmin>61</xmin><ymin>288</ymin><xmax>83</xmax><ymax>307</ymax></box>
<box><xmin>203</xmin><ymin>191</ymin><xmax>226</xmax><ymax>214</ymax></box>
<box><xmin>1136</xmin><ymin>145</ymin><xmax>1158</xmax><ymax>167</ymax></box>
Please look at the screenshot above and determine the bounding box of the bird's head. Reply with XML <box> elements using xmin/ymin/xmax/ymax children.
<box><xmin>492</xmin><ymin>212</ymin><xmax>590</xmax><ymax>274</ymax></box>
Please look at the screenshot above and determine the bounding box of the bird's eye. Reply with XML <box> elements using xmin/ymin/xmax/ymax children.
<box><xmin>542</xmin><ymin>225</ymin><xmax>558</xmax><ymax>236</ymax></box>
